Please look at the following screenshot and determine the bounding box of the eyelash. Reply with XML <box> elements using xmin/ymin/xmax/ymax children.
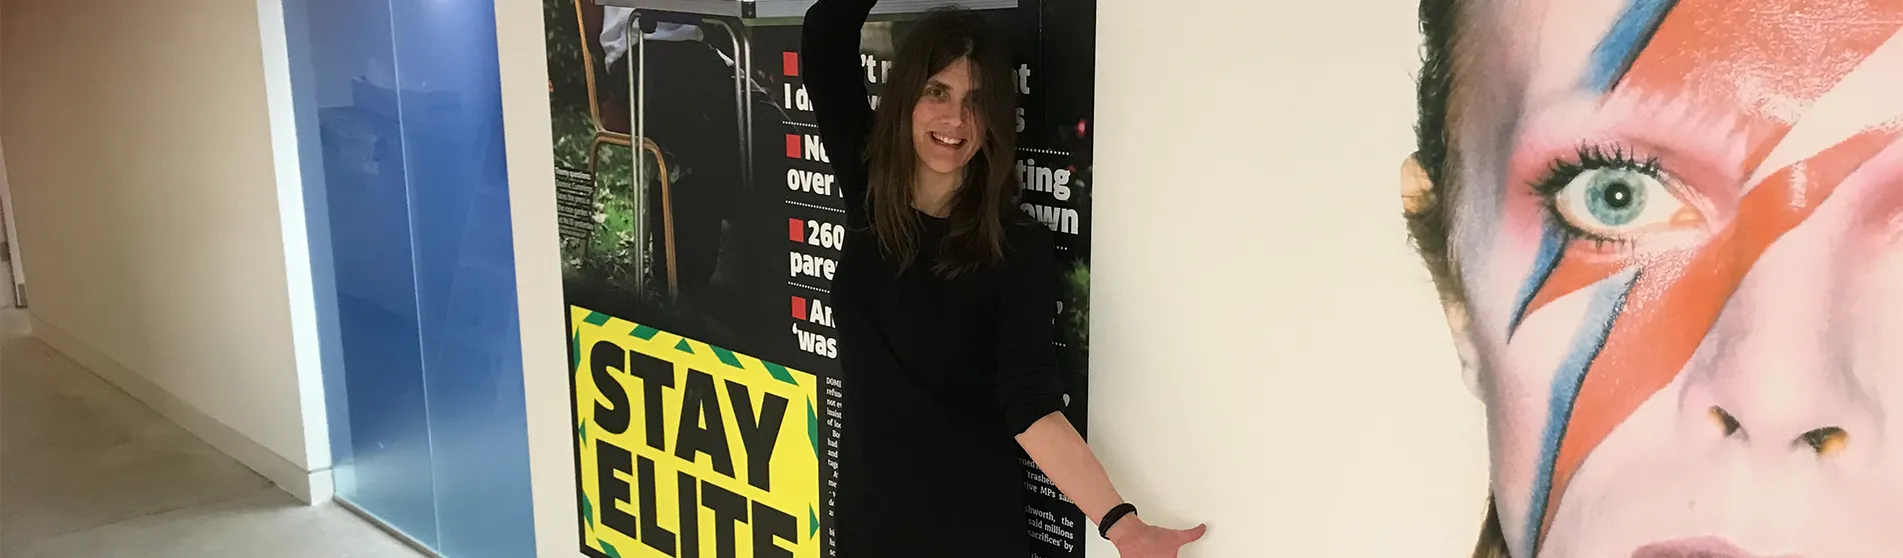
<box><xmin>1529</xmin><ymin>143</ymin><xmax>1667</xmax><ymax>249</ymax></box>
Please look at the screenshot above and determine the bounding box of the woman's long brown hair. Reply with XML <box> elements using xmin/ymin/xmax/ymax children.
<box><xmin>862</xmin><ymin>8</ymin><xmax>1020</xmax><ymax>278</ymax></box>
<box><xmin>1474</xmin><ymin>495</ymin><xmax>1509</xmax><ymax>558</ymax></box>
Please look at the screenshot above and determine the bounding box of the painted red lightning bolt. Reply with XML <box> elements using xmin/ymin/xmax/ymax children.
<box><xmin>1522</xmin><ymin>0</ymin><xmax>1903</xmax><ymax>550</ymax></box>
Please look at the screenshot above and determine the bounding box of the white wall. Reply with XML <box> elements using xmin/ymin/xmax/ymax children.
<box><xmin>1079</xmin><ymin>1</ymin><xmax>1490</xmax><ymax>555</ymax></box>
<box><xmin>494</xmin><ymin>0</ymin><xmax>578</xmax><ymax>552</ymax></box>
<box><xmin>496</xmin><ymin>0</ymin><xmax>1489</xmax><ymax>555</ymax></box>
<box><xmin>0</xmin><ymin>0</ymin><xmax>331</xmax><ymax>502</ymax></box>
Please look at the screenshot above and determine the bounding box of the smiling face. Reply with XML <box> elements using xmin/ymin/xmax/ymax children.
<box><xmin>1429</xmin><ymin>1</ymin><xmax>1903</xmax><ymax>557</ymax></box>
<box><xmin>910</xmin><ymin>57</ymin><xmax>983</xmax><ymax>178</ymax></box>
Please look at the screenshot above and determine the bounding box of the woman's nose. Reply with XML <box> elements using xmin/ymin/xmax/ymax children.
<box><xmin>932</xmin><ymin>103</ymin><xmax>964</xmax><ymax>126</ymax></box>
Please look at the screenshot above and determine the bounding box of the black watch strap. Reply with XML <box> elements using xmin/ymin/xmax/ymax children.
<box><xmin>1098</xmin><ymin>503</ymin><xmax>1139</xmax><ymax>539</ymax></box>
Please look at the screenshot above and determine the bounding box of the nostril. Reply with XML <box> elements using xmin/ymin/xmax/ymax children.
<box><xmin>1709</xmin><ymin>406</ymin><xmax>1744</xmax><ymax>437</ymax></box>
<box><xmin>1706</xmin><ymin>405</ymin><xmax>1852</xmax><ymax>457</ymax></box>
<box><xmin>1797</xmin><ymin>426</ymin><xmax>1849</xmax><ymax>457</ymax></box>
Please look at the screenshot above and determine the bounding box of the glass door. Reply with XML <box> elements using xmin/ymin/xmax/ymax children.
<box><xmin>280</xmin><ymin>0</ymin><xmax>535</xmax><ymax>556</ymax></box>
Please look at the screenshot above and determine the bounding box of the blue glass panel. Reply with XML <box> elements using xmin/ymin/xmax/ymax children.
<box><xmin>284</xmin><ymin>0</ymin><xmax>534</xmax><ymax>554</ymax></box>
<box><xmin>385</xmin><ymin>0</ymin><xmax>537</xmax><ymax>556</ymax></box>
<box><xmin>284</xmin><ymin>0</ymin><xmax>443</xmax><ymax>548</ymax></box>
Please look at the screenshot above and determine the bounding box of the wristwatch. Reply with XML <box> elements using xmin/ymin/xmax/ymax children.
<box><xmin>1098</xmin><ymin>503</ymin><xmax>1138</xmax><ymax>540</ymax></box>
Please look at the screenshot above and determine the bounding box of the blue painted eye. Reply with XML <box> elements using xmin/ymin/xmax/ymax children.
<box><xmin>1584</xmin><ymin>170</ymin><xmax>1643</xmax><ymax>225</ymax></box>
<box><xmin>1554</xmin><ymin>167</ymin><xmax>1683</xmax><ymax>237</ymax></box>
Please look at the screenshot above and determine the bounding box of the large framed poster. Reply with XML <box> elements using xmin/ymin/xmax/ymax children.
<box><xmin>540</xmin><ymin>0</ymin><xmax>1095</xmax><ymax>555</ymax></box>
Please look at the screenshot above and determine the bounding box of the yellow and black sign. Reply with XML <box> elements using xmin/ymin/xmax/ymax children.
<box><xmin>571</xmin><ymin>306</ymin><xmax>821</xmax><ymax>558</ymax></box>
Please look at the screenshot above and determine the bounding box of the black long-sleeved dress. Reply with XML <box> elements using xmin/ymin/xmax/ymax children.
<box><xmin>801</xmin><ymin>1</ymin><xmax>1069</xmax><ymax>556</ymax></box>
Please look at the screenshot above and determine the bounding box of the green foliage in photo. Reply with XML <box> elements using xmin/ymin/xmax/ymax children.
<box><xmin>554</xmin><ymin>109</ymin><xmax>596</xmax><ymax>276</ymax></box>
<box><xmin>544</xmin><ymin>0</ymin><xmax>588</xmax><ymax>116</ymax></box>
<box><xmin>1061</xmin><ymin>263</ymin><xmax>1090</xmax><ymax>351</ymax></box>
<box><xmin>577</xmin><ymin>143</ymin><xmax>643</xmax><ymax>292</ymax></box>
<box><xmin>552</xmin><ymin>110</ymin><xmax>595</xmax><ymax>172</ymax></box>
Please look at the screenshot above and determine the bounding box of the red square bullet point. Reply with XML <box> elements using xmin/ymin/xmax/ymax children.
<box><xmin>792</xmin><ymin>297</ymin><xmax>808</xmax><ymax>320</ymax></box>
<box><xmin>789</xmin><ymin>218</ymin><xmax>805</xmax><ymax>242</ymax></box>
<box><xmin>786</xmin><ymin>134</ymin><xmax>802</xmax><ymax>159</ymax></box>
<box><xmin>783</xmin><ymin>52</ymin><xmax>800</xmax><ymax>76</ymax></box>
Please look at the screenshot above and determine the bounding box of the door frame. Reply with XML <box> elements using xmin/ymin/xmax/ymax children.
<box><xmin>0</xmin><ymin>138</ymin><xmax>26</xmax><ymax>307</ymax></box>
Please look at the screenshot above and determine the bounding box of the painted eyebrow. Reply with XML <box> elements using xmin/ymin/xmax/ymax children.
<box><xmin>1582</xmin><ymin>0</ymin><xmax>1679</xmax><ymax>92</ymax></box>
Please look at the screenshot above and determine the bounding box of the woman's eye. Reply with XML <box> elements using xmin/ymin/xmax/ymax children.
<box><xmin>1552</xmin><ymin>167</ymin><xmax>1685</xmax><ymax>238</ymax></box>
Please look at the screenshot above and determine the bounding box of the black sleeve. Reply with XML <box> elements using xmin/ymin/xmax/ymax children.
<box><xmin>800</xmin><ymin>0</ymin><xmax>876</xmax><ymax>227</ymax></box>
<box><xmin>994</xmin><ymin>226</ymin><xmax>1069</xmax><ymax>436</ymax></box>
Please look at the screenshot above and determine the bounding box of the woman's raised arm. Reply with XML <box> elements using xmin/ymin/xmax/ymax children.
<box><xmin>800</xmin><ymin>0</ymin><xmax>878</xmax><ymax>222</ymax></box>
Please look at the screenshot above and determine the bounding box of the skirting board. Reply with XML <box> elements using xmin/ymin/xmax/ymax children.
<box><xmin>28</xmin><ymin>314</ymin><xmax>334</xmax><ymax>505</ymax></box>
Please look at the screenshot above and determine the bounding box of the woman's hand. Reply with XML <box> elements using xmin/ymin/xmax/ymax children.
<box><xmin>1107</xmin><ymin>516</ymin><xmax>1207</xmax><ymax>557</ymax></box>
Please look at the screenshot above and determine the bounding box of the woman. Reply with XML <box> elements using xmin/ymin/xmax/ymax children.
<box><xmin>802</xmin><ymin>2</ymin><xmax>1205</xmax><ymax>556</ymax></box>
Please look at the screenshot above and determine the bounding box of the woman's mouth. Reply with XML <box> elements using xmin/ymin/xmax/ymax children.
<box><xmin>1631</xmin><ymin>537</ymin><xmax>1801</xmax><ymax>558</ymax></box>
<box><xmin>928</xmin><ymin>132</ymin><xmax>965</xmax><ymax>147</ymax></box>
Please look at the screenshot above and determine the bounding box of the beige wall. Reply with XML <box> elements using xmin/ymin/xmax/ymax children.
<box><xmin>0</xmin><ymin>0</ymin><xmax>330</xmax><ymax>500</ymax></box>
<box><xmin>1078</xmin><ymin>1</ymin><xmax>1489</xmax><ymax>554</ymax></box>
<box><xmin>498</xmin><ymin>0</ymin><xmax>1489</xmax><ymax>555</ymax></box>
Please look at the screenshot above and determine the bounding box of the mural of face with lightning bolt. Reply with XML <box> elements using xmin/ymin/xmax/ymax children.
<box><xmin>1404</xmin><ymin>1</ymin><xmax>1903</xmax><ymax>557</ymax></box>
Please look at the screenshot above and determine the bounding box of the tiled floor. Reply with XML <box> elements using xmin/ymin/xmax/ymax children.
<box><xmin>0</xmin><ymin>310</ymin><xmax>423</xmax><ymax>557</ymax></box>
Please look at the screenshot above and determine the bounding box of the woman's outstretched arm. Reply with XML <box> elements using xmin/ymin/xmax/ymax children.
<box><xmin>997</xmin><ymin>230</ymin><xmax>1206</xmax><ymax>556</ymax></box>
<box><xmin>1017</xmin><ymin>414</ymin><xmax>1207</xmax><ymax>556</ymax></box>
